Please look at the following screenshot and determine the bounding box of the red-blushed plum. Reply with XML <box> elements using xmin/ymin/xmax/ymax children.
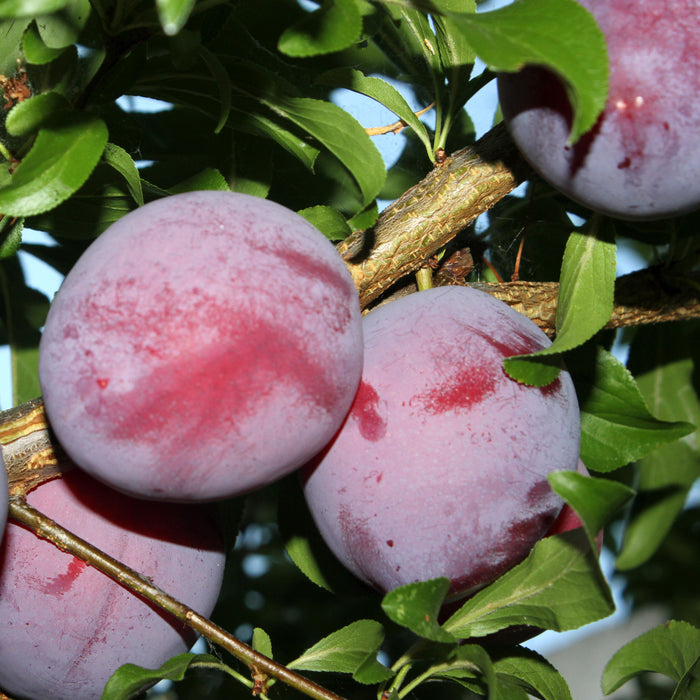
<box><xmin>0</xmin><ymin>453</ymin><xmax>7</xmax><ymax>541</ymax></box>
<box><xmin>38</xmin><ymin>191</ymin><xmax>363</xmax><ymax>501</ymax></box>
<box><xmin>497</xmin><ymin>0</ymin><xmax>700</xmax><ymax>220</ymax></box>
<box><xmin>0</xmin><ymin>468</ymin><xmax>225</xmax><ymax>700</ymax></box>
<box><xmin>302</xmin><ymin>286</ymin><xmax>581</xmax><ymax>598</ymax></box>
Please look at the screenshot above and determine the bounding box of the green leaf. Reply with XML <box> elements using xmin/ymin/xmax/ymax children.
<box><xmin>297</xmin><ymin>205</ymin><xmax>351</xmax><ymax>240</ymax></box>
<box><xmin>616</xmin><ymin>341</ymin><xmax>700</xmax><ymax>569</ymax></box>
<box><xmin>0</xmin><ymin>217</ymin><xmax>23</xmax><ymax>259</ymax></box>
<box><xmin>287</xmin><ymin>619</ymin><xmax>390</xmax><ymax>679</ymax></box>
<box><xmin>278</xmin><ymin>0</ymin><xmax>362</xmax><ymax>57</ymax></box>
<box><xmin>0</xmin><ymin>0</ymin><xmax>71</xmax><ymax>18</ymax></box>
<box><xmin>0</xmin><ymin>18</ymin><xmax>30</xmax><ymax>73</ymax></box>
<box><xmin>198</xmin><ymin>46</ymin><xmax>232</xmax><ymax>135</ymax></box>
<box><xmin>34</xmin><ymin>0</ymin><xmax>90</xmax><ymax>49</ymax></box>
<box><xmin>429</xmin><ymin>644</ymin><xmax>497</xmax><ymax>694</ymax></box>
<box><xmin>548</xmin><ymin>470</ymin><xmax>634</xmax><ymax>548</ymax></box>
<box><xmin>168</xmin><ymin>167</ymin><xmax>230</xmax><ymax>194</ymax></box>
<box><xmin>452</xmin><ymin>0</ymin><xmax>608</xmax><ymax>140</ymax></box>
<box><xmin>317</xmin><ymin>67</ymin><xmax>433</xmax><ymax>156</ymax></box>
<box><xmin>602</xmin><ymin>620</ymin><xmax>700</xmax><ymax>696</ymax></box>
<box><xmin>156</xmin><ymin>0</ymin><xmax>196</xmax><ymax>36</ymax></box>
<box><xmin>382</xmin><ymin>577</ymin><xmax>457</xmax><ymax>643</ymax></box>
<box><xmin>492</xmin><ymin>646</ymin><xmax>573</xmax><ymax>700</ymax></box>
<box><xmin>271</xmin><ymin>96</ymin><xmax>385</xmax><ymax>206</ymax></box>
<box><xmin>102</xmin><ymin>143</ymin><xmax>144</xmax><ymax>206</ymax></box>
<box><xmin>252</xmin><ymin>628</ymin><xmax>273</xmax><ymax>659</ymax></box>
<box><xmin>442</xmin><ymin>529</ymin><xmax>614</xmax><ymax>639</ymax></box>
<box><xmin>504</xmin><ymin>219</ymin><xmax>616</xmax><ymax>385</ymax></box>
<box><xmin>27</xmin><ymin>163</ymin><xmax>135</xmax><ymax>239</ymax></box>
<box><xmin>501</xmin><ymin>355</ymin><xmax>562</xmax><ymax>388</ymax></box>
<box><xmin>101</xmin><ymin>653</ymin><xmax>225</xmax><ymax>700</ymax></box>
<box><xmin>433</xmin><ymin>6</ymin><xmax>476</xmax><ymax>74</ymax></box>
<box><xmin>553</xmin><ymin>221</ymin><xmax>616</xmax><ymax>340</ymax></box>
<box><xmin>5</xmin><ymin>92</ymin><xmax>70</xmax><ymax>136</ymax></box>
<box><xmin>0</xmin><ymin>112</ymin><xmax>108</xmax><ymax>216</ymax></box>
<box><xmin>21</xmin><ymin>21</ymin><xmax>67</xmax><ymax>64</ymax></box>
<box><xmin>578</xmin><ymin>348</ymin><xmax>694</xmax><ymax>472</ymax></box>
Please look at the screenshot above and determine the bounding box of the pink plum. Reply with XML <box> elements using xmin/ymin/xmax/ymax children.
<box><xmin>302</xmin><ymin>286</ymin><xmax>581</xmax><ymax>597</ymax></box>
<box><xmin>497</xmin><ymin>0</ymin><xmax>700</xmax><ymax>220</ymax></box>
<box><xmin>0</xmin><ymin>453</ymin><xmax>6</xmax><ymax>542</ymax></box>
<box><xmin>38</xmin><ymin>191</ymin><xmax>363</xmax><ymax>501</ymax></box>
<box><xmin>0</xmin><ymin>468</ymin><xmax>225</xmax><ymax>700</ymax></box>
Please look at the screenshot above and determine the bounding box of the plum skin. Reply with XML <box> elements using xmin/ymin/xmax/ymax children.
<box><xmin>0</xmin><ymin>468</ymin><xmax>225</xmax><ymax>700</ymax></box>
<box><xmin>0</xmin><ymin>453</ymin><xmax>6</xmax><ymax>541</ymax></box>
<box><xmin>38</xmin><ymin>190</ymin><xmax>363</xmax><ymax>502</ymax></box>
<box><xmin>497</xmin><ymin>0</ymin><xmax>700</xmax><ymax>220</ymax></box>
<box><xmin>302</xmin><ymin>286</ymin><xmax>581</xmax><ymax>598</ymax></box>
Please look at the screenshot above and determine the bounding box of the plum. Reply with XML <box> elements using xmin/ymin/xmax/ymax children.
<box><xmin>0</xmin><ymin>468</ymin><xmax>225</xmax><ymax>700</ymax></box>
<box><xmin>302</xmin><ymin>286</ymin><xmax>581</xmax><ymax>598</ymax></box>
<box><xmin>39</xmin><ymin>190</ymin><xmax>363</xmax><ymax>501</ymax></box>
<box><xmin>497</xmin><ymin>0</ymin><xmax>700</xmax><ymax>220</ymax></box>
<box><xmin>0</xmin><ymin>453</ymin><xmax>6</xmax><ymax>541</ymax></box>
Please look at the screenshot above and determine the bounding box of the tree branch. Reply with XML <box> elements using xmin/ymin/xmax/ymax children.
<box><xmin>339</xmin><ymin>122</ymin><xmax>531</xmax><ymax>308</ymax></box>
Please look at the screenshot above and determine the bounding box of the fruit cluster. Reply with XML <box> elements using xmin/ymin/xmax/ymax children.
<box><xmin>1</xmin><ymin>190</ymin><xmax>582</xmax><ymax>699</ymax></box>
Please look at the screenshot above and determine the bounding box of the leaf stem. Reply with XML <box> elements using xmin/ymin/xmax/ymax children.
<box><xmin>7</xmin><ymin>497</ymin><xmax>347</xmax><ymax>700</ymax></box>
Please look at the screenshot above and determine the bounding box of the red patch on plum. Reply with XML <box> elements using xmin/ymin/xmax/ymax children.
<box><xmin>352</xmin><ymin>381</ymin><xmax>388</xmax><ymax>441</ymax></box>
<box><xmin>100</xmin><ymin>317</ymin><xmax>342</xmax><ymax>453</ymax></box>
<box><xmin>412</xmin><ymin>364</ymin><xmax>497</xmax><ymax>414</ymax></box>
<box><xmin>39</xmin><ymin>556</ymin><xmax>87</xmax><ymax>595</ymax></box>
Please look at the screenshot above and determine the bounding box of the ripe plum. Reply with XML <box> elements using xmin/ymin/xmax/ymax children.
<box><xmin>497</xmin><ymin>0</ymin><xmax>700</xmax><ymax>220</ymax></box>
<box><xmin>0</xmin><ymin>453</ymin><xmax>6</xmax><ymax>541</ymax></box>
<box><xmin>39</xmin><ymin>191</ymin><xmax>363</xmax><ymax>501</ymax></box>
<box><xmin>302</xmin><ymin>286</ymin><xmax>581</xmax><ymax>597</ymax></box>
<box><xmin>0</xmin><ymin>468</ymin><xmax>225</xmax><ymax>700</ymax></box>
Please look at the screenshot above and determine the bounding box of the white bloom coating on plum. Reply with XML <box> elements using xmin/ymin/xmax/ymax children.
<box><xmin>303</xmin><ymin>287</ymin><xmax>581</xmax><ymax>596</ymax></box>
<box><xmin>0</xmin><ymin>453</ymin><xmax>7</xmax><ymax>542</ymax></box>
<box><xmin>39</xmin><ymin>191</ymin><xmax>364</xmax><ymax>501</ymax></box>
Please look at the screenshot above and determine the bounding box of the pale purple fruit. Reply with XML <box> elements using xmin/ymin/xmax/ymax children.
<box><xmin>497</xmin><ymin>0</ymin><xmax>700</xmax><ymax>220</ymax></box>
<box><xmin>0</xmin><ymin>469</ymin><xmax>225</xmax><ymax>700</ymax></box>
<box><xmin>302</xmin><ymin>286</ymin><xmax>580</xmax><ymax>597</ymax></box>
<box><xmin>0</xmin><ymin>453</ymin><xmax>6</xmax><ymax>541</ymax></box>
<box><xmin>39</xmin><ymin>191</ymin><xmax>363</xmax><ymax>501</ymax></box>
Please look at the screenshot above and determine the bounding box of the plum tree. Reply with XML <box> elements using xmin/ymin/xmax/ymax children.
<box><xmin>38</xmin><ymin>191</ymin><xmax>364</xmax><ymax>502</ymax></box>
<box><xmin>303</xmin><ymin>286</ymin><xmax>581</xmax><ymax>598</ymax></box>
<box><xmin>0</xmin><ymin>468</ymin><xmax>226</xmax><ymax>700</ymax></box>
<box><xmin>497</xmin><ymin>0</ymin><xmax>700</xmax><ymax>220</ymax></box>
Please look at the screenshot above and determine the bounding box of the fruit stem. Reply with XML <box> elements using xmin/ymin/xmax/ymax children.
<box><xmin>7</xmin><ymin>497</ymin><xmax>347</xmax><ymax>700</ymax></box>
<box><xmin>415</xmin><ymin>266</ymin><xmax>433</xmax><ymax>291</ymax></box>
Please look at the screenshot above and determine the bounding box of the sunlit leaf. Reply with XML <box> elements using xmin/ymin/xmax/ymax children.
<box><xmin>5</xmin><ymin>92</ymin><xmax>70</xmax><ymax>136</ymax></box>
<box><xmin>382</xmin><ymin>578</ymin><xmax>457</xmax><ymax>643</ymax></box>
<box><xmin>0</xmin><ymin>112</ymin><xmax>108</xmax><ymax>216</ymax></box>
<box><xmin>156</xmin><ymin>0</ymin><xmax>196</xmax><ymax>36</ymax></box>
<box><xmin>578</xmin><ymin>348</ymin><xmax>694</xmax><ymax>472</ymax></box>
<box><xmin>549</xmin><ymin>470</ymin><xmax>634</xmax><ymax>549</ymax></box>
<box><xmin>278</xmin><ymin>0</ymin><xmax>363</xmax><ymax>57</ymax></box>
<box><xmin>442</xmin><ymin>529</ymin><xmax>614</xmax><ymax>639</ymax></box>
<box><xmin>287</xmin><ymin>619</ymin><xmax>392</xmax><ymax>683</ymax></box>
<box><xmin>298</xmin><ymin>205</ymin><xmax>352</xmax><ymax>240</ymax></box>
<box><xmin>602</xmin><ymin>620</ymin><xmax>700</xmax><ymax>696</ymax></box>
<box><xmin>102</xmin><ymin>653</ymin><xmax>226</xmax><ymax>700</ymax></box>
<box><xmin>504</xmin><ymin>219</ymin><xmax>616</xmax><ymax>385</ymax></box>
